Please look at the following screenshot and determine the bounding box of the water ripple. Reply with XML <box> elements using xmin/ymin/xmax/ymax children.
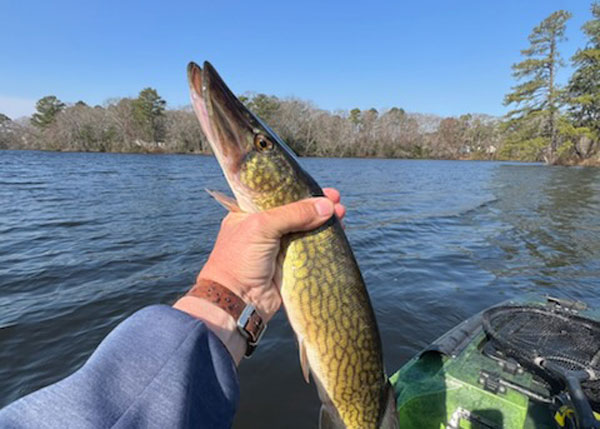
<box><xmin>1</xmin><ymin>152</ymin><xmax>600</xmax><ymax>428</ymax></box>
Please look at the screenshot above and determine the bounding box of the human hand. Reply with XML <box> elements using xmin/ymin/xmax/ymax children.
<box><xmin>196</xmin><ymin>188</ymin><xmax>346</xmax><ymax>322</ymax></box>
<box><xmin>173</xmin><ymin>188</ymin><xmax>345</xmax><ymax>363</ymax></box>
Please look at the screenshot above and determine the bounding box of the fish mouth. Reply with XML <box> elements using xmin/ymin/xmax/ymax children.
<box><xmin>187</xmin><ymin>61</ymin><xmax>254</xmax><ymax>174</ymax></box>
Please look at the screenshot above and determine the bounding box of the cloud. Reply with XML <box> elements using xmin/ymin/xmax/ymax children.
<box><xmin>0</xmin><ymin>95</ymin><xmax>36</xmax><ymax>120</ymax></box>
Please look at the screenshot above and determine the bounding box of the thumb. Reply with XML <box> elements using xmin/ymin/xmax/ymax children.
<box><xmin>260</xmin><ymin>197</ymin><xmax>334</xmax><ymax>238</ymax></box>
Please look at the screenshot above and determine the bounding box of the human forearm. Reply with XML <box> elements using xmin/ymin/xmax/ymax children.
<box><xmin>0</xmin><ymin>306</ymin><xmax>240</xmax><ymax>428</ymax></box>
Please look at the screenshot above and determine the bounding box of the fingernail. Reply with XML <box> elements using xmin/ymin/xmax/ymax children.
<box><xmin>315</xmin><ymin>199</ymin><xmax>334</xmax><ymax>217</ymax></box>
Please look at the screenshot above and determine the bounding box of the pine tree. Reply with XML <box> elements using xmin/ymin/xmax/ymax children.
<box><xmin>503</xmin><ymin>10</ymin><xmax>572</xmax><ymax>162</ymax></box>
<box><xmin>132</xmin><ymin>88</ymin><xmax>166</xmax><ymax>142</ymax></box>
<box><xmin>348</xmin><ymin>108</ymin><xmax>361</xmax><ymax>125</ymax></box>
<box><xmin>567</xmin><ymin>2</ymin><xmax>600</xmax><ymax>139</ymax></box>
<box><xmin>31</xmin><ymin>96</ymin><xmax>66</xmax><ymax>129</ymax></box>
<box><xmin>245</xmin><ymin>93</ymin><xmax>281</xmax><ymax>123</ymax></box>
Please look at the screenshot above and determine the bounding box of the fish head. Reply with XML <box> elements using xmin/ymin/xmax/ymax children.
<box><xmin>188</xmin><ymin>61</ymin><xmax>322</xmax><ymax>212</ymax></box>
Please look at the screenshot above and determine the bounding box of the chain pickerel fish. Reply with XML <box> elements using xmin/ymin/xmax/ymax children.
<box><xmin>187</xmin><ymin>61</ymin><xmax>398</xmax><ymax>429</ymax></box>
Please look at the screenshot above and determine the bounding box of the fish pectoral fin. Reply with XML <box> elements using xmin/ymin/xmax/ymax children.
<box><xmin>314</xmin><ymin>374</ymin><xmax>345</xmax><ymax>428</ymax></box>
<box><xmin>205</xmin><ymin>189</ymin><xmax>242</xmax><ymax>212</ymax></box>
<box><xmin>379</xmin><ymin>381</ymin><xmax>400</xmax><ymax>429</ymax></box>
<box><xmin>299</xmin><ymin>338</ymin><xmax>310</xmax><ymax>383</ymax></box>
<box><xmin>319</xmin><ymin>405</ymin><xmax>345</xmax><ymax>429</ymax></box>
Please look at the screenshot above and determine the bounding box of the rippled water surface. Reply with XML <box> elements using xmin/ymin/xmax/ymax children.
<box><xmin>1</xmin><ymin>150</ymin><xmax>600</xmax><ymax>427</ymax></box>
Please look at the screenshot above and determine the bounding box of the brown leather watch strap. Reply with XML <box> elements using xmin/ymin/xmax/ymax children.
<box><xmin>186</xmin><ymin>279</ymin><xmax>266</xmax><ymax>357</ymax></box>
<box><xmin>187</xmin><ymin>279</ymin><xmax>246</xmax><ymax>319</ymax></box>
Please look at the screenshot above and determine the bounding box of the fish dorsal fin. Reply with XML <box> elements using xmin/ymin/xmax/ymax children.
<box><xmin>299</xmin><ymin>337</ymin><xmax>310</xmax><ymax>383</ymax></box>
<box><xmin>319</xmin><ymin>405</ymin><xmax>345</xmax><ymax>429</ymax></box>
<box><xmin>205</xmin><ymin>189</ymin><xmax>241</xmax><ymax>212</ymax></box>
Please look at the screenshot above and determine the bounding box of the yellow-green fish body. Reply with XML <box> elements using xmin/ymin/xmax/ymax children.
<box><xmin>281</xmin><ymin>220</ymin><xmax>392</xmax><ymax>428</ymax></box>
<box><xmin>187</xmin><ymin>60</ymin><xmax>398</xmax><ymax>429</ymax></box>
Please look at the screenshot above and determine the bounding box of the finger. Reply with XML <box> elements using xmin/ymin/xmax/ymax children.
<box><xmin>334</xmin><ymin>203</ymin><xmax>346</xmax><ymax>220</ymax></box>
<box><xmin>323</xmin><ymin>188</ymin><xmax>341</xmax><ymax>204</ymax></box>
<box><xmin>259</xmin><ymin>197</ymin><xmax>334</xmax><ymax>238</ymax></box>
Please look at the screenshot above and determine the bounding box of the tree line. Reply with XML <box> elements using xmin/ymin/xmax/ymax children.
<box><xmin>0</xmin><ymin>89</ymin><xmax>207</xmax><ymax>154</ymax></box>
<box><xmin>1</xmin><ymin>3</ymin><xmax>599</xmax><ymax>165</ymax></box>
<box><xmin>0</xmin><ymin>88</ymin><xmax>500</xmax><ymax>159</ymax></box>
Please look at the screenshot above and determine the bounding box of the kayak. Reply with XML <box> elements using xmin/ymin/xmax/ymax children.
<box><xmin>391</xmin><ymin>295</ymin><xmax>600</xmax><ymax>429</ymax></box>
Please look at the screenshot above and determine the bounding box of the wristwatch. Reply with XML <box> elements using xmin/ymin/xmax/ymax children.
<box><xmin>186</xmin><ymin>279</ymin><xmax>267</xmax><ymax>357</ymax></box>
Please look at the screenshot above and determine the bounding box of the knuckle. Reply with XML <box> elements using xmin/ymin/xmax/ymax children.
<box><xmin>303</xmin><ymin>201</ymin><xmax>317</xmax><ymax>218</ymax></box>
<box><xmin>246</xmin><ymin>213</ymin><xmax>266</xmax><ymax>231</ymax></box>
<box><xmin>295</xmin><ymin>201</ymin><xmax>318</xmax><ymax>225</ymax></box>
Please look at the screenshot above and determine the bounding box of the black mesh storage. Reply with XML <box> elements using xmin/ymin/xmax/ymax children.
<box><xmin>482</xmin><ymin>305</ymin><xmax>600</xmax><ymax>408</ymax></box>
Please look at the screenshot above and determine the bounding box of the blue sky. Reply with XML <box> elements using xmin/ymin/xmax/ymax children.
<box><xmin>0</xmin><ymin>1</ymin><xmax>594</xmax><ymax>119</ymax></box>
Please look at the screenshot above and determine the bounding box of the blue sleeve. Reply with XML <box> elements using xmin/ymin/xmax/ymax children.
<box><xmin>0</xmin><ymin>305</ymin><xmax>240</xmax><ymax>429</ymax></box>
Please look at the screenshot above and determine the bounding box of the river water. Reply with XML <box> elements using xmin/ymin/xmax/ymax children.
<box><xmin>1</xmin><ymin>150</ymin><xmax>599</xmax><ymax>427</ymax></box>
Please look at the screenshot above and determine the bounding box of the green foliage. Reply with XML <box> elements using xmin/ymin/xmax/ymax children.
<box><xmin>557</xmin><ymin>116</ymin><xmax>598</xmax><ymax>159</ymax></box>
<box><xmin>410</xmin><ymin>144</ymin><xmax>429</xmax><ymax>159</ymax></box>
<box><xmin>132</xmin><ymin>88</ymin><xmax>166</xmax><ymax>142</ymax></box>
<box><xmin>31</xmin><ymin>96</ymin><xmax>66</xmax><ymax>128</ymax></box>
<box><xmin>0</xmin><ymin>113</ymin><xmax>10</xmax><ymax>123</ymax></box>
<box><xmin>503</xmin><ymin>10</ymin><xmax>572</xmax><ymax>162</ymax></box>
<box><xmin>499</xmin><ymin>111</ymin><xmax>549</xmax><ymax>161</ymax></box>
<box><xmin>349</xmin><ymin>108</ymin><xmax>361</xmax><ymax>125</ymax></box>
<box><xmin>499</xmin><ymin>135</ymin><xmax>548</xmax><ymax>161</ymax></box>
<box><xmin>566</xmin><ymin>2</ymin><xmax>600</xmax><ymax>142</ymax></box>
<box><xmin>242</xmin><ymin>93</ymin><xmax>280</xmax><ymax>122</ymax></box>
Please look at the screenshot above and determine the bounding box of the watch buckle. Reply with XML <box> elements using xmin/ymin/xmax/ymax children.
<box><xmin>236</xmin><ymin>304</ymin><xmax>267</xmax><ymax>357</ymax></box>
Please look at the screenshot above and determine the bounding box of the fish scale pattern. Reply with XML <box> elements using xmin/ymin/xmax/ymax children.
<box><xmin>281</xmin><ymin>219</ymin><xmax>387</xmax><ymax>428</ymax></box>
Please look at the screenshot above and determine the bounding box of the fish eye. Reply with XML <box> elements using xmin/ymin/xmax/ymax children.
<box><xmin>254</xmin><ymin>134</ymin><xmax>273</xmax><ymax>152</ymax></box>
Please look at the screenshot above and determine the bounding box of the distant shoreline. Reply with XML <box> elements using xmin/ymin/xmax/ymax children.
<box><xmin>7</xmin><ymin>147</ymin><xmax>597</xmax><ymax>167</ymax></box>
